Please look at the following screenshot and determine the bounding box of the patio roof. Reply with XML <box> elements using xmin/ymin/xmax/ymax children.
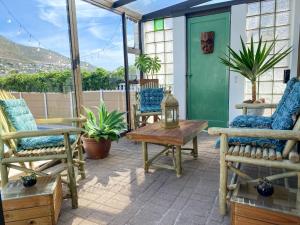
<box><xmin>82</xmin><ymin>0</ymin><xmax>261</xmax><ymax>21</ymax></box>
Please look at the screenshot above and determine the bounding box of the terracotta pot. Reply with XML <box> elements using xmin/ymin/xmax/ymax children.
<box><xmin>81</xmin><ymin>136</ymin><xmax>111</xmax><ymax>159</ymax></box>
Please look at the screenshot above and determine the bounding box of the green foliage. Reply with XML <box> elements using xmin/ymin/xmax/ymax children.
<box><xmin>149</xmin><ymin>56</ymin><xmax>161</xmax><ymax>75</ymax></box>
<box><xmin>135</xmin><ymin>54</ymin><xmax>161</xmax><ymax>75</ymax></box>
<box><xmin>219</xmin><ymin>36</ymin><xmax>292</xmax><ymax>101</ymax></box>
<box><xmin>82</xmin><ymin>102</ymin><xmax>127</xmax><ymax>141</ymax></box>
<box><xmin>134</xmin><ymin>54</ymin><xmax>151</xmax><ymax>74</ymax></box>
<box><xmin>0</xmin><ymin>67</ymin><xmax>125</xmax><ymax>92</ymax></box>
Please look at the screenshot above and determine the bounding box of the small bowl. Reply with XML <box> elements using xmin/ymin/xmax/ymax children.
<box><xmin>21</xmin><ymin>173</ymin><xmax>37</xmax><ymax>187</ymax></box>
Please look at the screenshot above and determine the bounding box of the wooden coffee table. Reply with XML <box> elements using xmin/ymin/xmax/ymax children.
<box><xmin>127</xmin><ymin>120</ymin><xmax>208</xmax><ymax>177</ymax></box>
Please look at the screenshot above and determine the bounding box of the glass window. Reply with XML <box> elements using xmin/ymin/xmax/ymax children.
<box><xmin>246</xmin><ymin>0</ymin><xmax>291</xmax><ymax>115</ymax></box>
<box><xmin>154</xmin><ymin>19</ymin><xmax>164</xmax><ymax>31</ymax></box>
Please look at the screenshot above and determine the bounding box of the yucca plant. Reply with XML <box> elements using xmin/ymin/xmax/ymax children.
<box><xmin>82</xmin><ymin>102</ymin><xmax>127</xmax><ymax>141</ymax></box>
<box><xmin>220</xmin><ymin>36</ymin><xmax>292</xmax><ymax>102</ymax></box>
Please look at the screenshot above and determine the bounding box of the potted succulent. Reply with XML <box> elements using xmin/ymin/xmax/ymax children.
<box><xmin>220</xmin><ymin>36</ymin><xmax>292</xmax><ymax>115</ymax></box>
<box><xmin>135</xmin><ymin>54</ymin><xmax>161</xmax><ymax>79</ymax></box>
<box><xmin>81</xmin><ymin>102</ymin><xmax>127</xmax><ymax>159</ymax></box>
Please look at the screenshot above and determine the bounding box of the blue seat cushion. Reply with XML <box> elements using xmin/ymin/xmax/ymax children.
<box><xmin>215</xmin><ymin>136</ymin><xmax>285</xmax><ymax>152</ymax></box>
<box><xmin>272</xmin><ymin>82</ymin><xmax>300</xmax><ymax>130</ymax></box>
<box><xmin>0</xmin><ymin>99</ymin><xmax>77</xmax><ymax>152</ymax></box>
<box><xmin>18</xmin><ymin>135</ymin><xmax>77</xmax><ymax>151</ymax></box>
<box><xmin>230</xmin><ymin>115</ymin><xmax>272</xmax><ymax>129</ymax></box>
<box><xmin>272</xmin><ymin>77</ymin><xmax>298</xmax><ymax>120</ymax></box>
<box><xmin>140</xmin><ymin>88</ymin><xmax>164</xmax><ymax>113</ymax></box>
<box><xmin>0</xmin><ymin>99</ymin><xmax>37</xmax><ymax>131</ymax></box>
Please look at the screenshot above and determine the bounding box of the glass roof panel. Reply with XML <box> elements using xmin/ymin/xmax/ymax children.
<box><xmin>126</xmin><ymin>0</ymin><xmax>187</xmax><ymax>15</ymax></box>
<box><xmin>192</xmin><ymin>0</ymin><xmax>233</xmax><ymax>8</ymax></box>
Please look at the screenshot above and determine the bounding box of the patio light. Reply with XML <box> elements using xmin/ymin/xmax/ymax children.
<box><xmin>160</xmin><ymin>89</ymin><xmax>179</xmax><ymax>129</ymax></box>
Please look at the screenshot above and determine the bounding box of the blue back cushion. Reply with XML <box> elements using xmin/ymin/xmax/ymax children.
<box><xmin>272</xmin><ymin>82</ymin><xmax>300</xmax><ymax>130</ymax></box>
<box><xmin>0</xmin><ymin>99</ymin><xmax>37</xmax><ymax>131</ymax></box>
<box><xmin>0</xmin><ymin>99</ymin><xmax>76</xmax><ymax>151</ymax></box>
<box><xmin>140</xmin><ymin>88</ymin><xmax>164</xmax><ymax>113</ymax></box>
<box><xmin>272</xmin><ymin>77</ymin><xmax>298</xmax><ymax>119</ymax></box>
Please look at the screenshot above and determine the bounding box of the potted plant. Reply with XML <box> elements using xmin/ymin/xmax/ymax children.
<box><xmin>220</xmin><ymin>36</ymin><xmax>292</xmax><ymax>115</ymax></box>
<box><xmin>81</xmin><ymin>102</ymin><xmax>127</xmax><ymax>159</ymax></box>
<box><xmin>135</xmin><ymin>54</ymin><xmax>161</xmax><ymax>79</ymax></box>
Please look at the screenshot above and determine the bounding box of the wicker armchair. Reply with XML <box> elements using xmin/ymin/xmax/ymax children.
<box><xmin>132</xmin><ymin>79</ymin><xmax>164</xmax><ymax>130</ymax></box>
<box><xmin>209</xmin><ymin>78</ymin><xmax>300</xmax><ymax>215</ymax></box>
<box><xmin>0</xmin><ymin>90</ymin><xmax>85</xmax><ymax>208</ymax></box>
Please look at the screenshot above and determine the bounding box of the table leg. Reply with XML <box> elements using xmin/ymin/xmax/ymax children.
<box><xmin>142</xmin><ymin>142</ymin><xmax>149</xmax><ymax>173</ymax></box>
<box><xmin>175</xmin><ymin>145</ymin><xmax>182</xmax><ymax>177</ymax></box>
<box><xmin>193</xmin><ymin>136</ymin><xmax>198</xmax><ymax>159</ymax></box>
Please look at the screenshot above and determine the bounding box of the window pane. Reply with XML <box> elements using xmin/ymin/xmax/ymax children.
<box><xmin>259</xmin><ymin>82</ymin><xmax>273</xmax><ymax>94</ymax></box>
<box><xmin>144</xmin><ymin>21</ymin><xmax>154</xmax><ymax>32</ymax></box>
<box><xmin>247</xmin><ymin>16</ymin><xmax>260</xmax><ymax>30</ymax></box>
<box><xmin>247</xmin><ymin>2</ymin><xmax>260</xmax><ymax>16</ymax></box>
<box><xmin>261</xmin><ymin>28</ymin><xmax>274</xmax><ymax>41</ymax></box>
<box><xmin>261</xmin><ymin>0</ymin><xmax>275</xmax><ymax>14</ymax></box>
<box><xmin>155</xmin><ymin>42</ymin><xmax>164</xmax><ymax>53</ymax></box>
<box><xmin>276</xmin><ymin>0</ymin><xmax>290</xmax><ymax>12</ymax></box>
<box><xmin>165</xmin><ymin>53</ymin><xmax>173</xmax><ymax>63</ymax></box>
<box><xmin>154</xmin><ymin>19</ymin><xmax>164</xmax><ymax>31</ymax></box>
<box><xmin>145</xmin><ymin>43</ymin><xmax>155</xmax><ymax>54</ymax></box>
<box><xmin>261</xmin><ymin>14</ymin><xmax>274</xmax><ymax>28</ymax></box>
<box><xmin>164</xmin><ymin>18</ymin><xmax>173</xmax><ymax>30</ymax></box>
<box><xmin>165</xmin><ymin>30</ymin><xmax>173</xmax><ymax>41</ymax></box>
<box><xmin>275</xmin><ymin>26</ymin><xmax>289</xmax><ymax>40</ymax></box>
<box><xmin>145</xmin><ymin>32</ymin><xmax>154</xmax><ymax>43</ymax></box>
<box><xmin>246</xmin><ymin>29</ymin><xmax>259</xmax><ymax>42</ymax></box>
<box><xmin>276</xmin><ymin>12</ymin><xmax>290</xmax><ymax>26</ymax></box>
<box><xmin>260</xmin><ymin>70</ymin><xmax>273</xmax><ymax>81</ymax></box>
<box><xmin>154</xmin><ymin>30</ymin><xmax>164</xmax><ymax>42</ymax></box>
<box><xmin>165</xmin><ymin>41</ymin><xmax>173</xmax><ymax>53</ymax></box>
<box><xmin>273</xmin><ymin>82</ymin><xmax>286</xmax><ymax>94</ymax></box>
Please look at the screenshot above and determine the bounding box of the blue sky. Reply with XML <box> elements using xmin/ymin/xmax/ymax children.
<box><xmin>0</xmin><ymin>0</ymin><xmax>138</xmax><ymax>70</ymax></box>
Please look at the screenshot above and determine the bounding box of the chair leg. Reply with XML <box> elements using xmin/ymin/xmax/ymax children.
<box><xmin>297</xmin><ymin>172</ymin><xmax>300</xmax><ymax>203</ymax></box>
<box><xmin>219</xmin><ymin>134</ymin><xmax>228</xmax><ymax>216</ymax></box>
<box><xmin>0</xmin><ymin>162</ymin><xmax>8</xmax><ymax>187</ymax></box>
<box><xmin>78</xmin><ymin>143</ymin><xmax>86</xmax><ymax>180</ymax></box>
<box><xmin>0</xmin><ymin>140</ymin><xmax>8</xmax><ymax>187</ymax></box>
<box><xmin>64</xmin><ymin>134</ymin><xmax>78</xmax><ymax>209</ymax></box>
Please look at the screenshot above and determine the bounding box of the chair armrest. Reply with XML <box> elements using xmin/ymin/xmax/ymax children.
<box><xmin>208</xmin><ymin>127</ymin><xmax>300</xmax><ymax>141</ymax></box>
<box><xmin>36</xmin><ymin>116</ymin><xmax>86</xmax><ymax>125</ymax></box>
<box><xmin>1</xmin><ymin>128</ymin><xmax>82</xmax><ymax>140</ymax></box>
<box><xmin>235</xmin><ymin>103</ymin><xmax>277</xmax><ymax>110</ymax></box>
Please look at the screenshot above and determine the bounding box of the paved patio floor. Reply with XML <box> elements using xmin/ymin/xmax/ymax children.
<box><xmin>59</xmin><ymin>132</ymin><xmax>231</xmax><ymax>225</ymax></box>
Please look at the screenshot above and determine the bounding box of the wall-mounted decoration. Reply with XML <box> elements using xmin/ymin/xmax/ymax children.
<box><xmin>201</xmin><ymin>31</ymin><xmax>215</xmax><ymax>54</ymax></box>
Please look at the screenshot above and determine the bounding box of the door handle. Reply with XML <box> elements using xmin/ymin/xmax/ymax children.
<box><xmin>186</xmin><ymin>74</ymin><xmax>192</xmax><ymax>78</ymax></box>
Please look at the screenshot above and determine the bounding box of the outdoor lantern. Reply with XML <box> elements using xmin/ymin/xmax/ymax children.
<box><xmin>161</xmin><ymin>89</ymin><xmax>179</xmax><ymax>129</ymax></box>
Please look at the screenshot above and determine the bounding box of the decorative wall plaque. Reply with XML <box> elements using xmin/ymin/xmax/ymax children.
<box><xmin>201</xmin><ymin>31</ymin><xmax>215</xmax><ymax>54</ymax></box>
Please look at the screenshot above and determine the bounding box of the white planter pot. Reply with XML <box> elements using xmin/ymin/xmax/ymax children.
<box><xmin>247</xmin><ymin>107</ymin><xmax>265</xmax><ymax>116</ymax></box>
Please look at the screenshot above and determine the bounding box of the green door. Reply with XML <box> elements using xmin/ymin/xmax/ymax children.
<box><xmin>187</xmin><ymin>12</ymin><xmax>230</xmax><ymax>127</ymax></box>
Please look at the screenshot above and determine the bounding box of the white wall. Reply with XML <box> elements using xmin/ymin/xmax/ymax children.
<box><xmin>173</xmin><ymin>16</ymin><xmax>187</xmax><ymax>119</ymax></box>
<box><xmin>290</xmin><ymin>0</ymin><xmax>300</xmax><ymax>77</ymax></box>
<box><xmin>228</xmin><ymin>4</ymin><xmax>247</xmax><ymax>122</ymax></box>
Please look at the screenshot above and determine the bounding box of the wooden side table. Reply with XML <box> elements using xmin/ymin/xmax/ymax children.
<box><xmin>231</xmin><ymin>182</ymin><xmax>300</xmax><ymax>225</ymax></box>
<box><xmin>127</xmin><ymin>120</ymin><xmax>208</xmax><ymax>177</ymax></box>
<box><xmin>1</xmin><ymin>176</ymin><xmax>62</xmax><ymax>225</ymax></box>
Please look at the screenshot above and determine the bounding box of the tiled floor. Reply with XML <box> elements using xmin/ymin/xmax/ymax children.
<box><xmin>59</xmin><ymin>133</ymin><xmax>229</xmax><ymax>225</ymax></box>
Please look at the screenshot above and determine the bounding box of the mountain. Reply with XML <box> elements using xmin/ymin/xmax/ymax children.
<box><xmin>0</xmin><ymin>35</ymin><xmax>95</xmax><ymax>75</ymax></box>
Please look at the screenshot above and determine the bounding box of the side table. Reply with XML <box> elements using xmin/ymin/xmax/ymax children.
<box><xmin>1</xmin><ymin>176</ymin><xmax>62</xmax><ymax>225</ymax></box>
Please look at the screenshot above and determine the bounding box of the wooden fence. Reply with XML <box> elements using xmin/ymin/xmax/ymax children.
<box><xmin>11</xmin><ymin>90</ymin><xmax>137</xmax><ymax>119</ymax></box>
